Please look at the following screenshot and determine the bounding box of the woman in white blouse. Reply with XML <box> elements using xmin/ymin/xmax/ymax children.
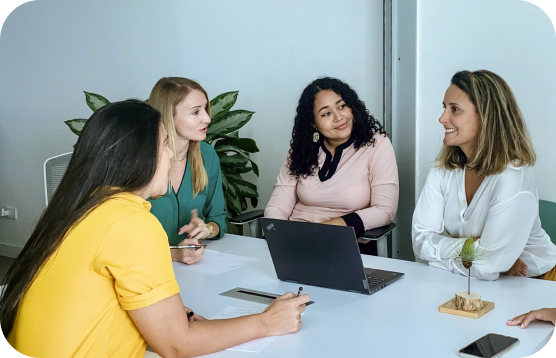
<box><xmin>412</xmin><ymin>70</ymin><xmax>556</xmax><ymax>281</ymax></box>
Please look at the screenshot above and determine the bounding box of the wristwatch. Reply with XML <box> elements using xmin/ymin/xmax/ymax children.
<box><xmin>206</xmin><ymin>222</ymin><xmax>216</xmax><ymax>237</ymax></box>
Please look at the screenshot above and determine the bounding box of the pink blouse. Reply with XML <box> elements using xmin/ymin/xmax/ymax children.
<box><xmin>264</xmin><ymin>133</ymin><xmax>399</xmax><ymax>236</ymax></box>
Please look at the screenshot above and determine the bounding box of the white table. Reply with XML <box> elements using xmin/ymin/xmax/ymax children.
<box><xmin>147</xmin><ymin>234</ymin><xmax>556</xmax><ymax>358</ymax></box>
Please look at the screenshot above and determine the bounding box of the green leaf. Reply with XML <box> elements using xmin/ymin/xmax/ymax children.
<box><xmin>225</xmin><ymin>188</ymin><xmax>242</xmax><ymax>216</ymax></box>
<box><xmin>219</xmin><ymin>154</ymin><xmax>249</xmax><ymax>167</ymax></box>
<box><xmin>240</xmin><ymin>196</ymin><xmax>248</xmax><ymax>212</ymax></box>
<box><xmin>215</xmin><ymin>137</ymin><xmax>259</xmax><ymax>153</ymax></box>
<box><xmin>207</xmin><ymin>110</ymin><xmax>254</xmax><ymax>137</ymax></box>
<box><xmin>221</xmin><ymin>165</ymin><xmax>253</xmax><ymax>175</ymax></box>
<box><xmin>221</xmin><ymin>173</ymin><xmax>237</xmax><ymax>196</ymax></box>
<box><xmin>250</xmin><ymin>197</ymin><xmax>258</xmax><ymax>208</ymax></box>
<box><xmin>214</xmin><ymin>145</ymin><xmax>246</xmax><ymax>156</ymax></box>
<box><xmin>210</xmin><ymin>91</ymin><xmax>238</xmax><ymax>120</ymax></box>
<box><xmin>64</xmin><ymin>119</ymin><xmax>87</xmax><ymax>136</ymax></box>
<box><xmin>215</xmin><ymin>145</ymin><xmax>260</xmax><ymax>177</ymax></box>
<box><xmin>227</xmin><ymin>176</ymin><xmax>258</xmax><ymax>198</ymax></box>
<box><xmin>206</xmin><ymin>130</ymin><xmax>240</xmax><ymax>143</ymax></box>
<box><xmin>249</xmin><ymin>160</ymin><xmax>259</xmax><ymax>176</ymax></box>
<box><xmin>84</xmin><ymin>91</ymin><xmax>110</xmax><ymax>112</ymax></box>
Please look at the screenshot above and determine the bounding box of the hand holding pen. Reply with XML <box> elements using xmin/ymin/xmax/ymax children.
<box><xmin>170</xmin><ymin>244</ymin><xmax>207</xmax><ymax>250</ymax></box>
<box><xmin>261</xmin><ymin>290</ymin><xmax>310</xmax><ymax>336</ymax></box>
<box><xmin>170</xmin><ymin>238</ymin><xmax>205</xmax><ymax>265</ymax></box>
<box><xmin>184</xmin><ymin>307</ymin><xmax>207</xmax><ymax>322</ymax></box>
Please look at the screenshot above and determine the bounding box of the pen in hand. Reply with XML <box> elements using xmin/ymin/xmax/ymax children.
<box><xmin>297</xmin><ymin>287</ymin><xmax>303</xmax><ymax>297</ymax></box>
<box><xmin>170</xmin><ymin>244</ymin><xmax>207</xmax><ymax>250</ymax></box>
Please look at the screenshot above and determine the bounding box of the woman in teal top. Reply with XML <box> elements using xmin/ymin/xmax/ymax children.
<box><xmin>148</xmin><ymin>77</ymin><xmax>227</xmax><ymax>264</ymax></box>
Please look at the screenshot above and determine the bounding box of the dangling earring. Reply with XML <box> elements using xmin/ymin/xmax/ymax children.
<box><xmin>313</xmin><ymin>131</ymin><xmax>320</xmax><ymax>143</ymax></box>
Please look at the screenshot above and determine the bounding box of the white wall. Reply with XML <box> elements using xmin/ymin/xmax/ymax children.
<box><xmin>415</xmin><ymin>0</ymin><xmax>556</xmax><ymax>199</ymax></box>
<box><xmin>0</xmin><ymin>0</ymin><xmax>384</xmax><ymax>252</ymax></box>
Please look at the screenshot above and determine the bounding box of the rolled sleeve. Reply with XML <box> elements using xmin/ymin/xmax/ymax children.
<box><xmin>94</xmin><ymin>212</ymin><xmax>180</xmax><ymax>311</ymax></box>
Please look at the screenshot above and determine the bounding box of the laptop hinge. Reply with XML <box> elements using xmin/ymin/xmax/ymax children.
<box><xmin>285</xmin><ymin>279</ymin><xmax>298</xmax><ymax>283</ymax></box>
<box><xmin>363</xmin><ymin>279</ymin><xmax>369</xmax><ymax>289</ymax></box>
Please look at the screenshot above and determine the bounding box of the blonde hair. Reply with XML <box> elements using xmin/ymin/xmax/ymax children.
<box><xmin>148</xmin><ymin>77</ymin><xmax>209</xmax><ymax>196</ymax></box>
<box><xmin>436</xmin><ymin>70</ymin><xmax>536</xmax><ymax>176</ymax></box>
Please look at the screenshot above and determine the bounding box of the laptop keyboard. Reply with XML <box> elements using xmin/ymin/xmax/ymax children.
<box><xmin>367</xmin><ymin>276</ymin><xmax>386</xmax><ymax>288</ymax></box>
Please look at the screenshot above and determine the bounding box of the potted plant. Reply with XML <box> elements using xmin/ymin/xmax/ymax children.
<box><xmin>65</xmin><ymin>91</ymin><xmax>260</xmax><ymax>226</ymax></box>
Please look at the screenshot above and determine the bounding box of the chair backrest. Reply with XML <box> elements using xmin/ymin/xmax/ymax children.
<box><xmin>44</xmin><ymin>152</ymin><xmax>73</xmax><ymax>206</ymax></box>
<box><xmin>539</xmin><ymin>200</ymin><xmax>556</xmax><ymax>245</ymax></box>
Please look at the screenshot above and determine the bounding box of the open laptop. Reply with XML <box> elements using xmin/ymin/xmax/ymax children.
<box><xmin>260</xmin><ymin>218</ymin><xmax>404</xmax><ymax>295</ymax></box>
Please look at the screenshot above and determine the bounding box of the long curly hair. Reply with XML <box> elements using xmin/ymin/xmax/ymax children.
<box><xmin>288</xmin><ymin>77</ymin><xmax>385</xmax><ymax>178</ymax></box>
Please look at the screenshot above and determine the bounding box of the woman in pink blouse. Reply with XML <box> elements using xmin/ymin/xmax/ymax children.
<box><xmin>265</xmin><ymin>77</ymin><xmax>399</xmax><ymax>245</ymax></box>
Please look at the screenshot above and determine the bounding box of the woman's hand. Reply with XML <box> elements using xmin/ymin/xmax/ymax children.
<box><xmin>503</xmin><ymin>258</ymin><xmax>528</xmax><ymax>277</ymax></box>
<box><xmin>178</xmin><ymin>209</ymin><xmax>211</xmax><ymax>240</ymax></box>
<box><xmin>507</xmin><ymin>308</ymin><xmax>556</xmax><ymax>328</ymax></box>
<box><xmin>320</xmin><ymin>217</ymin><xmax>347</xmax><ymax>226</ymax></box>
<box><xmin>184</xmin><ymin>306</ymin><xmax>207</xmax><ymax>322</ymax></box>
<box><xmin>171</xmin><ymin>238</ymin><xmax>205</xmax><ymax>265</ymax></box>
<box><xmin>259</xmin><ymin>292</ymin><xmax>310</xmax><ymax>336</ymax></box>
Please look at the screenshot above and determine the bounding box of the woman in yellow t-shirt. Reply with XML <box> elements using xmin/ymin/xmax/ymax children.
<box><xmin>0</xmin><ymin>100</ymin><xmax>309</xmax><ymax>358</ymax></box>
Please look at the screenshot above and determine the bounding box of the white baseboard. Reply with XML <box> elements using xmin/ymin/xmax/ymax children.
<box><xmin>0</xmin><ymin>243</ymin><xmax>23</xmax><ymax>258</ymax></box>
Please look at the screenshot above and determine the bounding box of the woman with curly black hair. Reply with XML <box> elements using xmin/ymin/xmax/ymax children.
<box><xmin>265</xmin><ymin>77</ymin><xmax>399</xmax><ymax>240</ymax></box>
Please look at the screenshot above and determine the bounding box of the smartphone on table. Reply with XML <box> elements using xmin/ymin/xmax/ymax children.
<box><xmin>459</xmin><ymin>333</ymin><xmax>519</xmax><ymax>358</ymax></box>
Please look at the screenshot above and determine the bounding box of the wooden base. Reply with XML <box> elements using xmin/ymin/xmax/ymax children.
<box><xmin>439</xmin><ymin>298</ymin><xmax>495</xmax><ymax>319</ymax></box>
<box><xmin>455</xmin><ymin>292</ymin><xmax>483</xmax><ymax>311</ymax></box>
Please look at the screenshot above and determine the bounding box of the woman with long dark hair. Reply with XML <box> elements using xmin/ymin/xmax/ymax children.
<box><xmin>265</xmin><ymin>77</ymin><xmax>399</xmax><ymax>240</ymax></box>
<box><xmin>412</xmin><ymin>70</ymin><xmax>556</xmax><ymax>280</ymax></box>
<box><xmin>0</xmin><ymin>100</ymin><xmax>309</xmax><ymax>358</ymax></box>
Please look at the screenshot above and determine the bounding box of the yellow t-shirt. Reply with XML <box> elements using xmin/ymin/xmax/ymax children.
<box><xmin>8</xmin><ymin>193</ymin><xmax>180</xmax><ymax>358</ymax></box>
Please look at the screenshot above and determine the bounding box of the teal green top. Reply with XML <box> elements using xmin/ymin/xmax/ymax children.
<box><xmin>149</xmin><ymin>142</ymin><xmax>227</xmax><ymax>245</ymax></box>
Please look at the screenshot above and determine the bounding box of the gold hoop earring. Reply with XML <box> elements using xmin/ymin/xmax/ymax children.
<box><xmin>313</xmin><ymin>131</ymin><xmax>320</xmax><ymax>143</ymax></box>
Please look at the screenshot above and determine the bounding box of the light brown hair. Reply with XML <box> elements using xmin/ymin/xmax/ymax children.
<box><xmin>148</xmin><ymin>77</ymin><xmax>209</xmax><ymax>196</ymax></box>
<box><xmin>436</xmin><ymin>70</ymin><xmax>536</xmax><ymax>175</ymax></box>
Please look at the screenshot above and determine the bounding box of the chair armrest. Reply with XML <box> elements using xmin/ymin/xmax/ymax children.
<box><xmin>361</xmin><ymin>223</ymin><xmax>396</xmax><ymax>240</ymax></box>
<box><xmin>229</xmin><ymin>209</ymin><xmax>264</xmax><ymax>225</ymax></box>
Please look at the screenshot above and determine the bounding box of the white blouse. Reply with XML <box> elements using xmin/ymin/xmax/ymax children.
<box><xmin>412</xmin><ymin>165</ymin><xmax>556</xmax><ymax>281</ymax></box>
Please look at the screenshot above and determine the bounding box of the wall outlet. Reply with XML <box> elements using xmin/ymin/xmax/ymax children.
<box><xmin>0</xmin><ymin>207</ymin><xmax>17</xmax><ymax>220</ymax></box>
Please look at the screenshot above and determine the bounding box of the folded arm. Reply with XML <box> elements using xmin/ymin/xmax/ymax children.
<box><xmin>412</xmin><ymin>170</ymin><xmax>537</xmax><ymax>280</ymax></box>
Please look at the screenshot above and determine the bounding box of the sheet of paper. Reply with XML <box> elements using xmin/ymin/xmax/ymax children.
<box><xmin>172</xmin><ymin>249</ymin><xmax>259</xmax><ymax>275</ymax></box>
<box><xmin>211</xmin><ymin>306</ymin><xmax>276</xmax><ymax>353</ymax></box>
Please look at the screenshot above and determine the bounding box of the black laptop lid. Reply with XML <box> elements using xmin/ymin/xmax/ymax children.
<box><xmin>261</xmin><ymin>218</ymin><xmax>370</xmax><ymax>294</ymax></box>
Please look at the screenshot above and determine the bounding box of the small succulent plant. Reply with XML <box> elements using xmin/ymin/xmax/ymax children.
<box><xmin>450</xmin><ymin>237</ymin><xmax>486</xmax><ymax>295</ymax></box>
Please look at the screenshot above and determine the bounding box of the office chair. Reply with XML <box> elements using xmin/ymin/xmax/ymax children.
<box><xmin>229</xmin><ymin>210</ymin><xmax>396</xmax><ymax>258</ymax></box>
<box><xmin>540</xmin><ymin>200</ymin><xmax>556</xmax><ymax>245</ymax></box>
<box><xmin>44</xmin><ymin>152</ymin><xmax>72</xmax><ymax>206</ymax></box>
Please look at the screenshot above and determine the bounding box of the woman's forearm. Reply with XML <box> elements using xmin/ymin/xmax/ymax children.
<box><xmin>178</xmin><ymin>314</ymin><xmax>267</xmax><ymax>357</ymax></box>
